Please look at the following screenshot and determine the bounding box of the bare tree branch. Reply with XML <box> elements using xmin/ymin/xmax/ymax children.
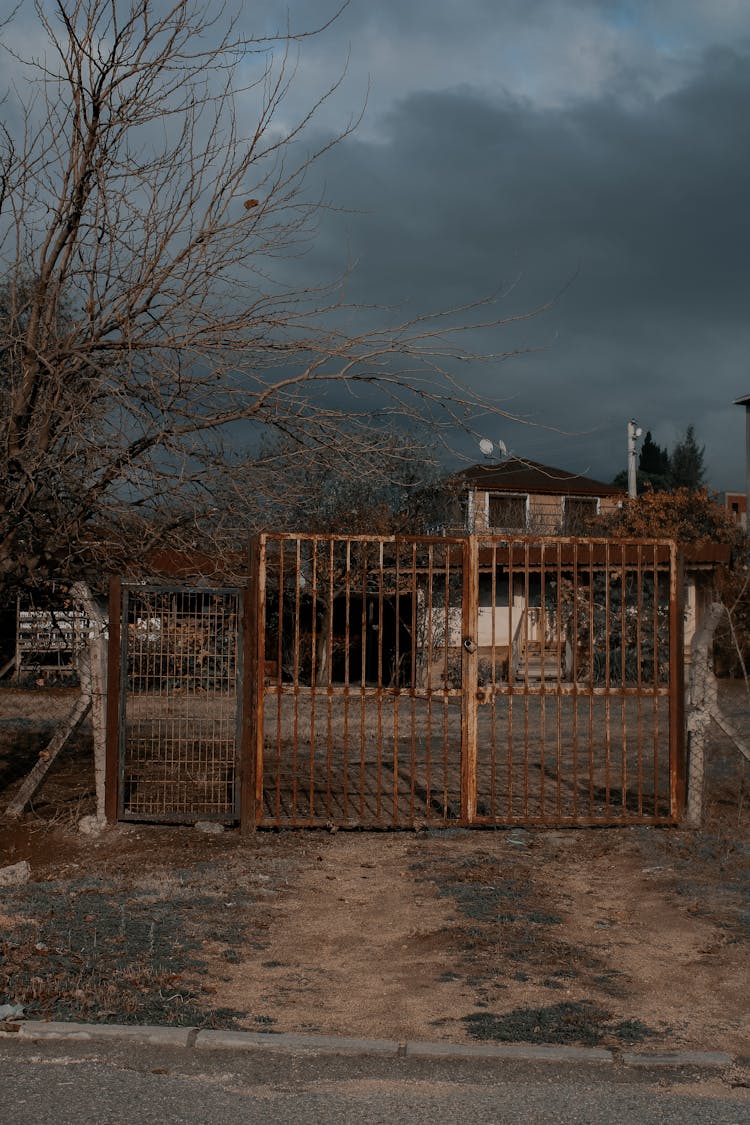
<box><xmin>0</xmin><ymin>0</ymin><xmax>538</xmax><ymax>591</ymax></box>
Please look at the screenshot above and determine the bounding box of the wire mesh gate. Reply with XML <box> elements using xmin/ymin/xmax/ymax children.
<box><xmin>109</xmin><ymin>584</ymin><xmax>242</xmax><ymax>822</ymax></box>
<box><xmin>107</xmin><ymin>534</ymin><xmax>684</xmax><ymax>827</ymax></box>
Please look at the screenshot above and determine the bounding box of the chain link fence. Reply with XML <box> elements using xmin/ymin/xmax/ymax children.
<box><xmin>705</xmin><ymin>680</ymin><xmax>750</xmax><ymax>831</ymax></box>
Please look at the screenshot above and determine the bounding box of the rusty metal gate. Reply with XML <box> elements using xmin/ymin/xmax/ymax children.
<box><xmin>107</xmin><ymin>534</ymin><xmax>684</xmax><ymax>828</ymax></box>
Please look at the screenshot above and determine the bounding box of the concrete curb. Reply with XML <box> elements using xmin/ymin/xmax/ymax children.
<box><xmin>9</xmin><ymin>1021</ymin><xmax>195</xmax><ymax>1048</ymax></box>
<box><xmin>620</xmin><ymin>1050</ymin><xmax>734</xmax><ymax>1069</ymax></box>
<box><xmin>0</xmin><ymin>1022</ymin><xmax>737</xmax><ymax>1070</ymax></box>
<box><xmin>405</xmin><ymin>1040</ymin><xmax>614</xmax><ymax>1063</ymax></box>
<box><xmin>195</xmin><ymin>1030</ymin><xmax>401</xmax><ymax>1056</ymax></box>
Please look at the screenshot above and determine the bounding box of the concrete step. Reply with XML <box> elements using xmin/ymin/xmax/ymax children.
<box><xmin>516</xmin><ymin>648</ymin><xmax>563</xmax><ymax>682</ymax></box>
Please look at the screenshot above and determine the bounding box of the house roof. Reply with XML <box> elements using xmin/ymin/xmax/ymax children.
<box><xmin>454</xmin><ymin>458</ymin><xmax>626</xmax><ymax>498</ymax></box>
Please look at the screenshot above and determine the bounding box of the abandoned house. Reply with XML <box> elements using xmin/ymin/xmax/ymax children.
<box><xmin>452</xmin><ymin>457</ymin><xmax>625</xmax><ymax>536</ymax></box>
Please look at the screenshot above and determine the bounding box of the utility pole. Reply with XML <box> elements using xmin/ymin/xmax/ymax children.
<box><xmin>627</xmin><ymin>420</ymin><xmax>642</xmax><ymax>499</ymax></box>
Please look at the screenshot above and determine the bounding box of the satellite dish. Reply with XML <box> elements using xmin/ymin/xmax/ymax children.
<box><xmin>479</xmin><ymin>438</ymin><xmax>494</xmax><ymax>457</ymax></box>
<box><xmin>496</xmin><ymin>439</ymin><xmax>508</xmax><ymax>457</ymax></box>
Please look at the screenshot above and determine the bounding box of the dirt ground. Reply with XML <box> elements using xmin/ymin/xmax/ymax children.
<box><xmin>0</xmin><ymin>689</ymin><xmax>748</xmax><ymax>1055</ymax></box>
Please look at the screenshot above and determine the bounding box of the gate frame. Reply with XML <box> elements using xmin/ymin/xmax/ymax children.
<box><xmin>106</xmin><ymin>579</ymin><xmax>245</xmax><ymax>824</ymax></box>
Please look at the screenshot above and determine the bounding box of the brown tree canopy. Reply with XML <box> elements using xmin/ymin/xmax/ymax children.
<box><xmin>595</xmin><ymin>487</ymin><xmax>736</xmax><ymax>545</ymax></box>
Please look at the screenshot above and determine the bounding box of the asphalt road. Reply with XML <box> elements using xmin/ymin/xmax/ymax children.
<box><xmin>1</xmin><ymin>1038</ymin><xmax>748</xmax><ymax>1124</ymax></box>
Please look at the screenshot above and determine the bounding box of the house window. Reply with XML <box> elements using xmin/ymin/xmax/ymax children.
<box><xmin>488</xmin><ymin>492</ymin><xmax>528</xmax><ymax>531</ymax></box>
<box><xmin>562</xmin><ymin>496</ymin><xmax>599</xmax><ymax>534</ymax></box>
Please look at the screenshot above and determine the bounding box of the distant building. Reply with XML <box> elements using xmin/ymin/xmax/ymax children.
<box><xmin>443</xmin><ymin>458</ymin><xmax>728</xmax><ymax>673</ymax></box>
<box><xmin>723</xmin><ymin>490</ymin><xmax>747</xmax><ymax>529</ymax></box>
<box><xmin>453</xmin><ymin>458</ymin><xmax>625</xmax><ymax>535</ymax></box>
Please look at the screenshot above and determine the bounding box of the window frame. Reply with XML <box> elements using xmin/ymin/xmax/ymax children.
<box><xmin>486</xmin><ymin>491</ymin><xmax>529</xmax><ymax>532</ymax></box>
<box><xmin>561</xmin><ymin>495</ymin><xmax>600</xmax><ymax>534</ymax></box>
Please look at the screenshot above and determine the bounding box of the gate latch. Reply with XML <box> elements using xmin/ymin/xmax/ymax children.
<box><xmin>462</xmin><ymin>637</ymin><xmax>477</xmax><ymax>654</ymax></box>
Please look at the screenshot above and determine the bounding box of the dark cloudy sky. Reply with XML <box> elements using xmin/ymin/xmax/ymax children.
<box><xmin>240</xmin><ymin>0</ymin><xmax>750</xmax><ymax>489</ymax></box>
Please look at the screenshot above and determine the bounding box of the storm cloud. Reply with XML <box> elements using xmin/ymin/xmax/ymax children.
<box><xmin>5</xmin><ymin>1</ymin><xmax>749</xmax><ymax>486</ymax></box>
<box><xmin>256</xmin><ymin>1</ymin><xmax>750</xmax><ymax>486</ymax></box>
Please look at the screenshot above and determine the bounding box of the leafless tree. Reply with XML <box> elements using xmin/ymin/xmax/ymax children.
<box><xmin>194</xmin><ymin>429</ymin><xmax>462</xmax><ymax>543</ymax></box>
<box><xmin>0</xmin><ymin>0</ymin><xmax>537</xmax><ymax>593</ymax></box>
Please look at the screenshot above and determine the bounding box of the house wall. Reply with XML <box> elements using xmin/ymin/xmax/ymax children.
<box><xmin>469</xmin><ymin>489</ymin><xmax>621</xmax><ymax>534</ymax></box>
<box><xmin>431</xmin><ymin>576</ymin><xmax>539</xmax><ymax>649</ymax></box>
<box><xmin>423</xmin><ymin>567</ymin><xmax>706</xmax><ymax>687</ymax></box>
<box><xmin>424</xmin><ymin>575</ymin><xmax>543</xmax><ymax>686</ymax></box>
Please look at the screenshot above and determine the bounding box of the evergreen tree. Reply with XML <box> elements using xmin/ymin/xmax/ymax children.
<box><xmin>612</xmin><ymin>426</ymin><xmax>707</xmax><ymax>494</ymax></box>
<box><xmin>638</xmin><ymin>431</ymin><xmax>671</xmax><ymax>489</ymax></box>
<box><xmin>669</xmin><ymin>425</ymin><xmax>706</xmax><ymax>491</ymax></box>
